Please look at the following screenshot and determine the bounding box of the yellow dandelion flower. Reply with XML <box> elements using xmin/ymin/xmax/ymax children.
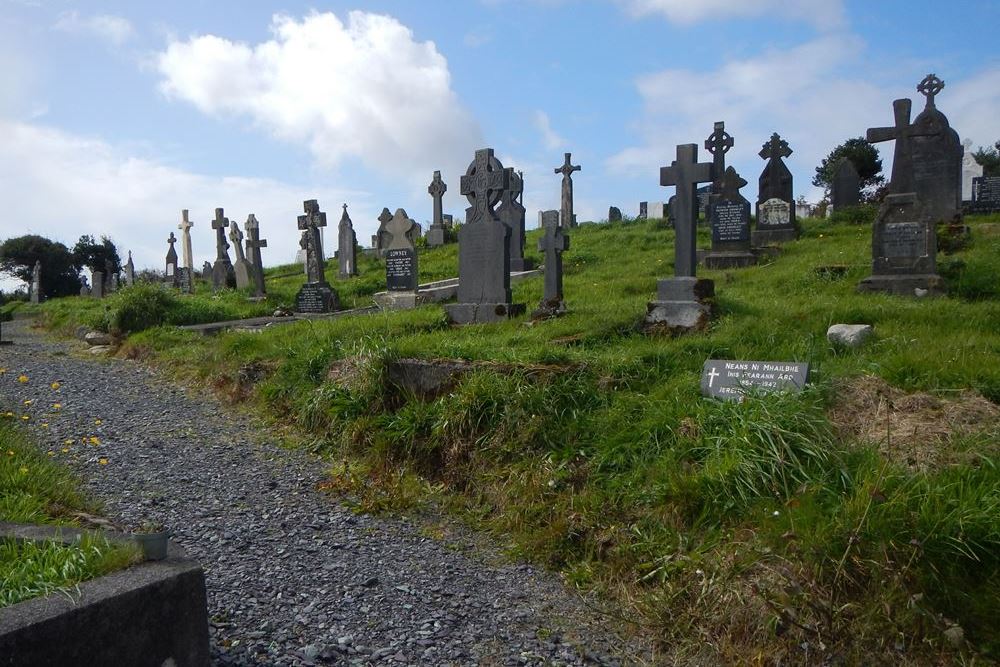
<box><xmin>0</xmin><ymin>368</ymin><xmax>6</xmax><ymax>373</ymax></box>
<box><xmin>64</xmin><ymin>439</ymin><xmax>74</xmax><ymax>446</ymax></box>
<box><xmin>17</xmin><ymin>375</ymin><xmax>28</xmax><ymax>383</ymax></box>
<box><xmin>51</xmin><ymin>382</ymin><xmax>61</xmax><ymax>390</ymax></box>
<box><xmin>40</xmin><ymin>423</ymin><xmax>49</xmax><ymax>429</ymax></box>
<box><xmin>61</xmin><ymin>447</ymin><xmax>70</xmax><ymax>453</ymax></box>
<box><xmin>94</xmin><ymin>419</ymin><xmax>102</xmax><ymax>426</ymax></box>
<box><xmin>3</xmin><ymin>411</ymin><xmax>12</xmax><ymax>418</ymax></box>
<box><xmin>23</xmin><ymin>399</ymin><xmax>32</xmax><ymax>406</ymax></box>
<box><xmin>53</xmin><ymin>403</ymin><xmax>62</xmax><ymax>410</ymax></box>
<box><xmin>6</xmin><ymin>450</ymin><xmax>14</xmax><ymax>456</ymax></box>
<box><xmin>47</xmin><ymin>451</ymin><xmax>54</xmax><ymax>457</ymax></box>
<box><xmin>18</xmin><ymin>466</ymin><xmax>28</xmax><ymax>474</ymax></box>
<box><xmin>89</xmin><ymin>436</ymin><xmax>100</xmax><ymax>445</ymax></box>
<box><xmin>98</xmin><ymin>458</ymin><xmax>109</xmax><ymax>466</ymax></box>
<box><xmin>21</xmin><ymin>415</ymin><xmax>29</xmax><ymax>421</ymax></box>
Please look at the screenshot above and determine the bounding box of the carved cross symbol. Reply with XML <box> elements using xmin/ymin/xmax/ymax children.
<box><xmin>378</xmin><ymin>207</ymin><xmax>393</xmax><ymax>227</ymax></box>
<box><xmin>167</xmin><ymin>232</ymin><xmax>176</xmax><ymax>247</ymax></box>
<box><xmin>428</xmin><ymin>170</ymin><xmax>447</xmax><ymax>198</ymax></box>
<box><xmin>298</xmin><ymin>200</ymin><xmax>327</xmax><ymax>231</ymax></box>
<box><xmin>461</xmin><ymin>148</ymin><xmax>508</xmax><ymax>224</ymax></box>
<box><xmin>386</xmin><ymin>208</ymin><xmax>417</xmax><ymax>251</ymax></box>
<box><xmin>705</xmin><ymin>121</ymin><xmax>734</xmax><ymax>158</ymax></box>
<box><xmin>555</xmin><ymin>152</ymin><xmax>581</xmax><ymax>179</ymax></box>
<box><xmin>707</xmin><ymin>367</ymin><xmax>720</xmax><ymax>388</ymax></box>
<box><xmin>718</xmin><ymin>166</ymin><xmax>747</xmax><ymax>201</ymax></box>
<box><xmin>759</xmin><ymin>133</ymin><xmax>792</xmax><ymax>161</ymax></box>
<box><xmin>179</xmin><ymin>209</ymin><xmax>193</xmax><ymax>233</ymax></box>
<box><xmin>212</xmin><ymin>208</ymin><xmax>229</xmax><ymax>231</ymax></box>
<box><xmin>228</xmin><ymin>221</ymin><xmax>244</xmax><ymax>246</ymax></box>
<box><xmin>245</xmin><ymin>216</ymin><xmax>267</xmax><ymax>251</ymax></box>
<box><xmin>917</xmin><ymin>73</ymin><xmax>945</xmax><ymax>109</ymax></box>
<box><xmin>661</xmin><ymin>144</ymin><xmax>714</xmax><ymax>278</ymax></box>
<box><xmin>867</xmin><ymin>98</ymin><xmax>937</xmax><ymax>194</ymax></box>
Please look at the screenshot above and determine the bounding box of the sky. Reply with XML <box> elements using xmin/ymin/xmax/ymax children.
<box><xmin>1</xmin><ymin>0</ymin><xmax>998</xmax><ymax>287</ymax></box>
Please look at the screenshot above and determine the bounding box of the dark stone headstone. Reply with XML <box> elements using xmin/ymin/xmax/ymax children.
<box><xmin>539</xmin><ymin>210</ymin><xmax>559</xmax><ymax>228</ymax></box>
<box><xmin>124</xmin><ymin>251</ymin><xmax>135</xmax><ymax>287</ymax></box>
<box><xmin>831</xmin><ymin>159</ymin><xmax>861</xmax><ymax>210</ymax></box>
<box><xmin>372</xmin><ymin>208</ymin><xmax>392</xmax><ymax>259</ymax></box>
<box><xmin>91</xmin><ymin>270</ymin><xmax>104</xmax><ymax>299</ymax></box>
<box><xmin>701</xmin><ymin>360</ymin><xmax>809</xmax><ymax>401</ymax></box>
<box><xmin>753</xmin><ymin>133</ymin><xmax>798</xmax><ymax>245</ymax></box>
<box><xmin>177</xmin><ymin>268</ymin><xmax>192</xmax><ymax>294</ymax></box>
<box><xmin>442</xmin><ymin>213</ymin><xmax>454</xmax><ymax>229</ymax></box>
<box><xmin>164</xmin><ymin>232</ymin><xmax>179</xmax><ymax>288</ymax></box>
<box><xmin>295</xmin><ymin>200</ymin><xmax>340</xmax><ymax>313</ymax></box>
<box><xmin>445</xmin><ymin>148</ymin><xmax>525</xmax><ymax>324</ymax></box>
<box><xmin>555</xmin><ymin>153</ymin><xmax>581</xmax><ymax>229</ymax></box>
<box><xmin>497</xmin><ymin>168</ymin><xmax>532</xmax><ymax>272</ymax></box>
<box><xmin>971</xmin><ymin>176</ymin><xmax>1000</xmax><ymax>213</ymax></box>
<box><xmin>210</xmin><ymin>208</ymin><xmax>236</xmax><ymax>291</ymax></box>
<box><xmin>646</xmin><ymin>143</ymin><xmax>715</xmax><ymax>332</ymax></box>
<box><xmin>245</xmin><ymin>214</ymin><xmax>268</xmax><ymax>298</ymax></box>
<box><xmin>532</xmin><ymin>210</ymin><xmax>569</xmax><ymax>319</ymax></box>
<box><xmin>911</xmin><ymin>74</ymin><xmax>963</xmax><ymax>223</ymax></box>
<box><xmin>229</xmin><ymin>221</ymin><xmax>253</xmax><ymax>290</ymax></box>
<box><xmin>384</xmin><ymin>209</ymin><xmax>419</xmax><ymax>293</ymax></box>
<box><xmin>337</xmin><ymin>204</ymin><xmax>358</xmax><ymax>278</ymax></box>
<box><xmin>704</xmin><ymin>121</ymin><xmax>734</xmax><ymax>216</ymax></box>
<box><xmin>704</xmin><ymin>167</ymin><xmax>756</xmax><ymax>269</ymax></box>
<box><xmin>638</xmin><ymin>202</ymin><xmax>648</xmax><ymax>220</ymax></box>
<box><xmin>426</xmin><ymin>171</ymin><xmax>449</xmax><ymax>247</ymax></box>
<box><xmin>608</xmin><ymin>206</ymin><xmax>622</xmax><ymax>223</ymax></box>
<box><xmin>201</xmin><ymin>261</ymin><xmax>213</xmax><ymax>281</ymax></box>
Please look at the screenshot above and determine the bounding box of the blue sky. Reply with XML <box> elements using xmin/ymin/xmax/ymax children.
<box><xmin>1</xmin><ymin>0</ymin><xmax>998</xmax><ymax>283</ymax></box>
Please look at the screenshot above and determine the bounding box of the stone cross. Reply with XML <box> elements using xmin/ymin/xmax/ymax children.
<box><xmin>229</xmin><ymin>221</ymin><xmax>247</xmax><ymax>263</ymax></box>
<box><xmin>867</xmin><ymin>98</ymin><xmax>935</xmax><ymax>195</ymax></box>
<box><xmin>373</xmin><ymin>207</ymin><xmax>393</xmax><ymax>257</ymax></box>
<box><xmin>497</xmin><ymin>167</ymin><xmax>530</xmax><ymax>271</ymax></box>
<box><xmin>297</xmin><ymin>200</ymin><xmax>328</xmax><ymax>284</ymax></box>
<box><xmin>554</xmin><ymin>153</ymin><xmax>581</xmax><ymax>228</ymax></box>
<box><xmin>759</xmin><ymin>133</ymin><xmax>792</xmax><ymax>162</ymax></box>
<box><xmin>178</xmin><ymin>209</ymin><xmax>194</xmax><ymax>274</ymax></box>
<box><xmin>704</xmin><ymin>121</ymin><xmax>734</xmax><ymax>193</ymax></box>
<box><xmin>660</xmin><ymin>144</ymin><xmax>714</xmax><ymax>277</ymax></box>
<box><xmin>917</xmin><ymin>73</ymin><xmax>944</xmax><ymax>110</ymax></box>
<box><xmin>538</xmin><ymin>214</ymin><xmax>568</xmax><ymax>303</ymax></box>
<box><xmin>461</xmin><ymin>148</ymin><xmax>508</xmax><ymax>224</ymax></box>
<box><xmin>245</xmin><ymin>214</ymin><xmax>268</xmax><ymax>297</ymax></box>
<box><xmin>428</xmin><ymin>170</ymin><xmax>447</xmax><ymax>227</ymax></box>
<box><xmin>211</xmin><ymin>208</ymin><xmax>231</xmax><ymax>260</ymax></box>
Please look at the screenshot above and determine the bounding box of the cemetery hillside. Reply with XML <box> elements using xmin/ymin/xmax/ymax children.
<box><xmin>8</xmin><ymin>207</ymin><xmax>1000</xmax><ymax>663</ymax></box>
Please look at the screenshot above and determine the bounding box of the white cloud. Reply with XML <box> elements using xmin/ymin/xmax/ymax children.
<box><xmin>156</xmin><ymin>11</ymin><xmax>483</xmax><ymax>185</ymax></box>
<box><xmin>53</xmin><ymin>11</ymin><xmax>135</xmax><ymax>45</ymax></box>
<box><xmin>533</xmin><ymin>110</ymin><xmax>565</xmax><ymax>150</ymax></box>
<box><xmin>0</xmin><ymin>120</ymin><xmax>376</xmax><ymax>283</ymax></box>
<box><xmin>618</xmin><ymin>0</ymin><xmax>845</xmax><ymax>29</ymax></box>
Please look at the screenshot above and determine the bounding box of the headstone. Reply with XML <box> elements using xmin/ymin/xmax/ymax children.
<box><xmin>696</xmin><ymin>185</ymin><xmax>712</xmax><ymax>219</ymax></box>
<box><xmin>201</xmin><ymin>261</ymin><xmax>213</xmax><ymax>281</ymax></box>
<box><xmin>110</xmin><ymin>272</ymin><xmax>119</xmax><ymax>292</ymax></box>
<box><xmin>795</xmin><ymin>201</ymin><xmax>813</xmax><ymax>219</ymax></box>
<box><xmin>426</xmin><ymin>170</ymin><xmax>449</xmax><ymax>247</ymax></box>
<box><xmin>608</xmin><ymin>206</ymin><xmax>622</xmax><ymax>223</ymax></box>
<box><xmin>164</xmin><ymin>232</ymin><xmax>179</xmax><ymax>288</ymax></box>
<box><xmin>962</xmin><ymin>139</ymin><xmax>983</xmax><ymax>203</ymax></box>
<box><xmin>910</xmin><ymin>74</ymin><xmax>963</xmax><ymax>223</ymax></box>
<box><xmin>971</xmin><ymin>176</ymin><xmax>1000</xmax><ymax>213</ymax></box>
<box><xmin>91</xmin><ymin>270</ymin><xmax>104</xmax><ymax>299</ymax></box>
<box><xmin>532</xmin><ymin>206</ymin><xmax>569</xmax><ymax>319</ymax></box>
<box><xmin>753</xmin><ymin>132</ymin><xmax>798</xmax><ymax>244</ymax></box>
<box><xmin>830</xmin><ymin>159</ymin><xmax>861</xmax><ymax>210</ymax></box>
<box><xmin>295</xmin><ymin>200</ymin><xmax>340</xmax><ymax>313</ymax></box>
<box><xmin>701</xmin><ymin>360</ymin><xmax>809</xmax><ymax>401</ymax></box>
<box><xmin>442</xmin><ymin>213</ymin><xmax>454</xmax><ymax>229</ymax></box>
<box><xmin>178</xmin><ymin>210</ymin><xmax>195</xmax><ymax>293</ymax></box>
<box><xmin>372</xmin><ymin>208</ymin><xmax>392</xmax><ymax>259</ymax></box>
<box><xmin>124</xmin><ymin>251</ymin><xmax>135</xmax><ymax>286</ymax></box>
<box><xmin>538</xmin><ymin>210</ymin><xmax>559</xmax><ymax>228</ymax></box>
<box><xmin>245</xmin><ymin>214</ymin><xmax>268</xmax><ymax>298</ymax></box>
<box><xmin>385</xmin><ymin>208</ymin><xmax>419</xmax><ymax>293</ymax></box>
<box><xmin>445</xmin><ymin>148</ymin><xmax>525</xmax><ymax>324</ymax></box>
<box><xmin>29</xmin><ymin>261</ymin><xmax>41</xmax><ymax>304</ymax></box>
<box><xmin>555</xmin><ymin>152</ymin><xmax>581</xmax><ymax>229</ymax></box>
<box><xmin>704</xmin><ymin>167</ymin><xmax>756</xmax><ymax>268</ymax></box>
<box><xmin>210</xmin><ymin>208</ymin><xmax>236</xmax><ymax>291</ymax></box>
<box><xmin>79</xmin><ymin>281</ymin><xmax>90</xmax><ymax>297</ymax></box>
<box><xmin>704</xmin><ymin>121</ymin><xmax>734</xmax><ymax>213</ymax></box>
<box><xmin>337</xmin><ymin>204</ymin><xmax>358</xmax><ymax>278</ymax></box>
<box><xmin>638</xmin><ymin>202</ymin><xmax>648</xmax><ymax>220</ymax></box>
<box><xmin>229</xmin><ymin>221</ymin><xmax>253</xmax><ymax>290</ymax></box>
<box><xmin>648</xmin><ymin>202</ymin><xmax>666</xmax><ymax>220</ymax></box>
<box><xmin>497</xmin><ymin>168</ymin><xmax>532</xmax><ymax>271</ymax></box>
<box><xmin>646</xmin><ymin>143</ymin><xmax>715</xmax><ymax>331</ymax></box>
<box><xmin>104</xmin><ymin>259</ymin><xmax>115</xmax><ymax>295</ymax></box>
<box><xmin>860</xmin><ymin>97</ymin><xmax>943</xmax><ymax>296</ymax></box>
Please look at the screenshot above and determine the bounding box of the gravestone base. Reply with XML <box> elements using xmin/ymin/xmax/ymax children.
<box><xmin>374</xmin><ymin>291</ymin><xmax>423</xmax><ymax>311</ymax></box>
<box><xmin>644</xmin><ymin>277</ymin><xmax>715</xmax><ymax>333</ymax></box>
<box><xmin>751</xmin><ymin>228</ymin><xmax>798</xmax><ymax>246</ymax></box>
<box><xmin>531</xmin><ymin>297</ymin><xmax>567</xmax><ymax>320</ymax></box>
<box><xmin>857</xmin><ymin>273</ymin><xmax>945</xmax><ymax>297</ymax></box>
<box><xmin>295</xmin><ymin>282</ymin><xmax>340</xmax><ymax>313</ymax></box>
<box><xmin>445</xmin><ymin>302</ymin><xmax>526</xmax><ymax>325</ymax></box>
<box><xmin>212</xmin><ymin>262</ymin><xmax>236</xmax><ymax>291</ymax></box>
<box><xmin>702</xmin><ymin>251</ymin><xmax>758</xmax><ymax>269</ymax></box>
<box><xmin>510</xmin><ymin>258</ymin><xmax>535</xmax><ymax>273</ymax></box>
<box><xmin>234</xmin><ymin>261</ymin><xmax>253</xmax><ymax>290</ymax></box>
<box><xmin>426</xmin><ymin>227</ymin><xmax>446</xmax><ymax>247</ymax></box>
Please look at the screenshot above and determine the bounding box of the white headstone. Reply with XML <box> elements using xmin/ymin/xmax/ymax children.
<box><xmin>648</xmin><ymin>202</ymin><xmax>667</xmax><ymax>219</ymax></box>
<box><xmin>962</xmin><ymin>139</ymin><xmax>983</xmax><ymax>202</ymax></box>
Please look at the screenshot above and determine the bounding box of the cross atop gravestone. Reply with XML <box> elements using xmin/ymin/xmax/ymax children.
<box><xmin>759</xmin><ymin>133</ymin><xmax>791</xmax><ymax>162</ymax></box>
<box><xmin>718</xmin><ymin>166</ymin><xmax>747</xmax><ymax>201</ymax></box>
<box><xmin>867</xmin><ymin>98</ymin><xmax>935</xmax><ymax>195</ymax></box>
<box><xmin>660</xmin><ymin>144</ymin><xmax>714</xmax><ymax>277</ymax></box>
<box><xmin>212</xmin><ymin>208</ymin><xmax>230</xmax><ymax>259</ymax></box>
<box><xmin>297</xmin><ymin>200</ymin><xmax>328</xmax><ymax>285</ymax></box>
<box><xmin>461</xmin><ymin>148</ymin><xmax>507</xmax><ymax>225</ymax></box>
<box><xmin>428</xmin><ymin>170</ymin><xmax>447</xmax><ymax>223</ymax></box>
<box><xmin>535</xmin><ymin>212</ymin><xmax>569</xmax><ymax>317</ymax></box>
<box><xmin>178</xmin><ymin>209</ymin><xmax>194</xmax><ymax>271</ymax></box>
<box><xmin>917</xmin><ymin>73</ymin><xmax>944</xmax><ymax>110</ymax></box>
<box><xmin>245</xmin><ymin>214</ymin><xmax>268</xmax><ymax>297</ymax></box>
<box><xmin>165</xmin><ymin>232</ymin><xmax>179</xmax><ymax>287</ymax></box>
<box><xmin>167</xmin><ymin>232</ymin><xmax>177</xmax><ymax>248</ymax></box>
<box><xmin>229</xmin><ymin>222</ymin><xmax>246</xmax><ymax>262</ymax></box>
<box><xmin>704</xmin><ymin>121</ymin><xmax>734</xmax><ymax>193</ymax></box>
<box><xmin>555</xmin><ymin>152</ymin><xmax>581</xmax><ymax>228</ymax></box>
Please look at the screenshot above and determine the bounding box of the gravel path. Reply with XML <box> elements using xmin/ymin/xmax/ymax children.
<box><xmin>0</xmin><ymin>321</ymin><xmax>648</xmax><ymax>666</ymax></box>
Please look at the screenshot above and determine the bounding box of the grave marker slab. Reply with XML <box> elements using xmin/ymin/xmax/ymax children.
<box><xmin>91</xmin><ymin>270</ymin><xmax>104</xmax><ymax>299</ymax></box>
<box><xmin>961</xmin><ymin>139</ymin><xmax>982</xmax><ymax>203</ymax></box>
<box><xmin>245</xmin><ymin>214</ymin><xmax>268</xmax><ymax>298</ymax></box>
<box><xmin>229</xmin><ymin>221</ymin><xmax>253</xmax><ymax>290</ymax></box>
<box><xmin>831</xmin><ymin>159</ymin><xmax>861</xmax><ymax>210</ymax></box>
<box><xmin>704</xmin><ymin>167</ymin><xmax>757</xmax><ymax>268</ymax></box>
<box><xmin>538</xmin><ymin>210</ymin><xmax>559</xmax><ymax>228</ymax></box>
<box><xmin>532</xmin><ymin>209</ymin><xmax>569</xmax><ymax>319</ymax></box>
<box><xmin>971</xmin><ymin>176</ymin><xmax>1000</xmax><ymax>213</ymax></box>
<box><xmin>704</xmin><ymin>121</ymin><xmax>734</xmax><ymax>215</ymax></box>
<box><xmin>385</xmin><ymin>209</ymin><xmax>419</xmax><ymax>292</ymax></box>
<box><xmin>124</xmin><ymin>251</ymin><xmax>135</xmax><ymax>287</ymax></box>
<box><xmin>29</xmin><ymin>261</ymin><xmax>41</xmax><ymax>304</ymax></box>
<box><xmin>911</xmin><ymin>74</ymin><xmax>963</xmax><ymax>223</ymax></box>
<box><xmin>337</xmin><ymin>204</ymin><xmax>358</xmax><ymax>278</ymax></box>
<box><xmin>426</xmin><ymin>171</ymin><xmax>448</xmax><ymax>247</ymax></box>
<box><xmin>753</xmin><ymin>132</ymin><xmax>798</xmax><ymax>245</ymax></box>
<box><xmin>497</xmin><ymin>168</ymin><xmax>532</xmax><ymax>271</ymax></box>
<box><xmin>178</xmin><ymin>210</ymin><xmax>195</xmax><ymax>293</ymax></box>
<box><xmin>555</xmin><ymin>153</ymin><xmax>581</xmax><ymax>229</ymax></box>
<box><xmin>638</xmin><ymin>202</ymin><xmax>648</xmax><ymax>220</ymax></box>
<box><xmin>372</xmin><ymin>208</ymin><xmax>392</xmax><ymax>259</ymax></box>
<box><xmin>295</xmin><ymin>200</ymin><xmax>339</xmax><ymax>313</ymax></box>
<box><xmin>608</xmin><ymin>206</ymin><xmax>622</xmax><ymax>223</ymax></box>
<box><xmin>701</xmin><ymin>360</ymin><xmax>809</xmax><ymax>401</ymax></box>
<box><xmin>210</xmin><ymin>208</ymin><xmax>236</xmax><ymax>291</ymax></box>
<box><xmin>164</xmin><ymin>233</ymin><xmax>179</xmax><ymax>288</ymax></box>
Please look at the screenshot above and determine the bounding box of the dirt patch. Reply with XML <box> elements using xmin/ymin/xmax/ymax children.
<box><xmin>829</xmin><ymin>375</ymin><xmax>999</xmax><ymax>470</ymax></box>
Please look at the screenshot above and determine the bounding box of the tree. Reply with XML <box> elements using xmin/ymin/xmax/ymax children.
<box><xmin>813</xmin><ymin>137</ymin><xmax>885</xmax><ymax>200</ymax></box>
<box><xmin>72</xmin><ymin>235</ymin><xmax>121</xmax><ymax>276</ymax></box>
<box><xmin>972</xmin><ymin>141</ymin><xmax>1000</xmax><ymax>177</ymax></box>
<box><xmin>0</xmin><ymin>235</ymin><xmax>82</xmax><ymax>298</ymax></box>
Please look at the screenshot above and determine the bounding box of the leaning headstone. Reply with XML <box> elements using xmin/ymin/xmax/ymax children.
<box><xmin>295</xmin><ymin>200</ymin><xmax>339</xmax><ymax>313</ymax></box>
<box><xmin>337</xmin><ymin>204</ymin><xmax>358</xmax><ymax>278</ymax></box>
<box><xmin>372</xmin><ymin>208</ymin><xmax>392</xmax><ymax>259</ymax></box>
<box><xmin>961</xmin><ymin>139</ymin><xmax>982</xmax><ymax>203</ymax></box>
<box><xmin>831</xmin><ymin>159</ymin><xmax>861</xmax><ymax>210</ymax></box>
<box><xmin>177</xmin><ymin>210</ymin><xmax>195</xmax><ymax>293</ymax></box>
<box><xmin>245</xmin><ymin>214</ymin><xmax>268</xmax><ymax>298</ymax></box>
<box><xmin>124</xmin><ymin>251</ymin><xmax>135</xmax><ymax>287</ymax></box>
<box><xmin>638</xmin><ymin>202</ymin><xmax>648</xmax><ymax>220</ymax></box>
<box><xmin>703</xmin><ymin>167</ymin><xmax>756</xmax><ymax>269</ymax></box>
<box><xmin>29</xmin><ymin>261</ymin><xmax>41</xmax><ymax>304</ymax></box>
<box><xmin>704</xmin><ymin>121</ymin><xmax>734</xmax><ymax>212</ymax></box>
<box><xmin>532</xmin><ymin>207</ymin><xmax>569</xmax><ymax>319</ymax></box>
<box><xmin>860</xmin><ymin>97</ymin><xmax>943</xmax><ymax>295</ymax></box>
<box><xmin>445</xmin><ymin>148</ymin><xmax>525</xmax><ymax>324</ymax></box>
<box><xmin>91</xmin><ymin>270</ymin><xmax>104</xmax><ymax>299</ymax></box>
<box><xmin>753</xmin><ymin>133</ymin><xmax>798</xmax><ymax>245</ymax></box>
<box><xmin>426</xmin><ymin>171</ymin><xmax>449</xmax><ymax>247</ymax></box>
<box><xmin>911</xmin><ymin>74</ymin><xmax>963</xmax><ymax>223</ymax></box>
<box><xmin>971</xmin><ymin>176</ymin><xmax>1000</xmax><ymax>213</ymax></box>
<box><xmin>497</xmin><ymin>168</ymin><xmax>532</xmax><ymax>271</ymax></box>
<box><xmin>382</xmin><ymin>208</ymin><xmax>420</xmax><ymax>308</ymax></box>
<box><xmin>701</xmin><ymin>360</ymin><xmax>809</xmax><ymax>401</ymax></box>
<box><xmin>229</xmin><ymin>221</ymin><xmax>253</xmax><ymax>290</ymax></box>
<box><xmin>555</xmin><ymin>152</ymin><xmax>581</xmax><ymax>229</ymax></box>
<box><xmin>608</xmin><ymin>206</ymin><xmax>622</xmax><ymax>223</ymax></box>
<box><xmin>211</xmin><ymin>208</ymin><xmax>236</xmax><ymax>291</ymax></box>
<box><xmin>646</xmin><ymin>143</ymin><xmax>715</xmax><ymax>331</ymax></box>
<box><xmin>164</xmin><ymin>232</ymin><xmax>179</xmax><ymax>288</ymax></box>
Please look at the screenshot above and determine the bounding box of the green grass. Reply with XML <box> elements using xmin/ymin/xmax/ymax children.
<box><xmin>29</xmin><ymin>212</ymin><xmax>1000</xmax><ymax>661</ymax></box>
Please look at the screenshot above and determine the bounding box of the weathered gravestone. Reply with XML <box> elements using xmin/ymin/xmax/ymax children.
<box><xmin>124</xmin><ymin>251</ymin><xmax>135</xmax><ymax>287</ymax></box>
<box><xmin>426</xmin><ymin>171</ymin><xmax>448</xmax><ymax>247</ymax></box>
<box><xmin>91</xmin><ymin>270</ymin><xmax>104</xmax><ymax>299</ymax></box>
<box><xmin>211</xmin><ymin>208</ymin><xmax>236</xmax><ymax>291</ymax></box>
<box><xmin>961</xmin><ymin>139</ymin><xmax>982</xmax><ymax>203</ymax></box>
<box><xmin>972</xmin><ymin>176</ymin><xmax>1000</xmax><ymax>213</ymax></box>
<box><xmin>372</xmin><ymin>208</ymin><xmax>392</xmax><ymax>259</ymax></box>
<box><xmin>164</xmin><ymin>233</ymin><xmax>179</xmax><ymax>288</ymax></box>
<box><xmin>201</xmin><ymin>261</ymin><xmax>213</xmax><ymax>281</ymax></box>
<box><xmin>244</xmin><ymin>214</ymin><xmax>268</xmax><ymax>298</ymax></box>
<box><xmin>704</xmin><ymin>121</ymin><xmax>734</xmax><ymax>212</ymax></box>
<box><xmin>696</xmin><ymin>185</ymin><xmax>712</xmax><ymax>220</ymax></box>
<box><xmin>104</xmin><ymin>260</ymin><xmax>116</xmax><ymax>295</ymax></box>
<box><xmin>608</xmin><ymin>206</ymin><xmax>622</xmax><ymax>223</ymax></box>
<box><xmin>860</xmin><ymin>97</ymin><xmax>943</xmax><ymax>296</ymax></box>
<box><xmin>229</xmin><ymin>221</ymin><xmax>253</xmax><ymax>290</ymax></box>
<box><xmin>754</xmin><ymin>132</ymin><xmax>798</xmax><ymax>245</ymax></box>
<box><xmin>445</xmin><ymin>148</ymin><xmax>525</xmax><ymax>324</ymax></box>
<box><xmin>701</xmin><ymin>360</ymin><xmax>809</xmax><ymax>401</ymax></box>
<box><xmin>442</xmin><ymin>213</ymin><xmax>454</xmax><ymax>229</ymax></box>
<box><xmin>295</xmin><ymin>200</ymin><xmax>340</xmax><ymax>313</ymax></box>
<box><xmin>646</xmin><ymin>143</ymin><xmax>715</xmax><ymax>331</ymax></box>
<box><xmin>638</xmin><ymin>202</ymin><xmax>648</xmax><ymax>220</ymax></box>
<box><xmin>177</xmin><ymin>210</ymin><xmax>195</xmax><ymax>293</ymax></box>
<box><xmin>29</xmin><ymin>261</ymin><xmax>41</xmax><ymax>304</ymax></box>
<box><xmin>337</xmin><ymin>204</ymin><xmax>358</xmax><ymax>278</ymax></box>
<box><xmin>831</xmin><ymin>159</ymin><xmax>861</xmax><ymax>210</ymax></box>
<box><xmin>497</xmin><ymin>168</ymin><xmax>532</xmax><ymax>272</ymax></box>
<box><xmin>555</xmin><ymin>153</ymin><xmax>581</xmax><ymax>229</ymax></box>
<box><xmin>382</xmin><ymin>208</ymin><xmax>420</xmax><ymax>308</ymax></box>
<box><xmin>538</xmin><ymin>210</ymin><xmax>559</xmax><ymax>228</ymax></box>
<box><xmin>704</xmin><ymin>167</ymin><xmax>757</xmax><ymax>269</ymax></box>
<box><xmin>532</xmin><ymin>207</ymin><xmax>569</xmax><ymax>319</ymax></box>
<box><xmin>911</xmin><ymin>74</ymin><xmax>963</xmax><ymax>223</ymax></box>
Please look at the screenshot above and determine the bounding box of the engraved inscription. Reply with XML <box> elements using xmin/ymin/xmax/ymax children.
<box><xmin>385</xmin><ymin>248</ymin><xmax>416</xmax><ymax>291</ymax></box>
<box><xmin>882</xmin><ymin>222</ymin><xmax>925</xmax><ymax>258</ymax></box>
<box><xmin>711</xmin><ymin>202</ymin><xmax>749</xmax><ymax>242</ymax></box>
